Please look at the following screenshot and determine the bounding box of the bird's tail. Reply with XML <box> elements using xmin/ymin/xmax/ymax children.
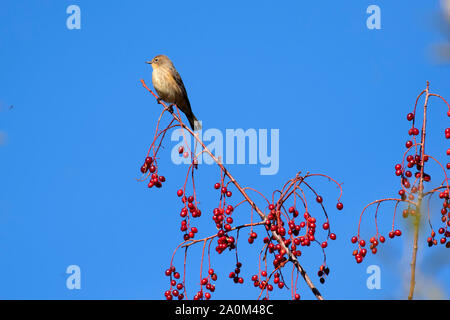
<box><xmin>187</xmin><ymin>112</ymin><xmax>202</xmax><ymax>131</ymax></box>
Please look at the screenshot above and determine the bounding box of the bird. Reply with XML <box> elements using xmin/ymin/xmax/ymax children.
<box><xmin>146</xmin><ymin>55</ymin><xmax>201</xmax><ymax>130</ymax></box>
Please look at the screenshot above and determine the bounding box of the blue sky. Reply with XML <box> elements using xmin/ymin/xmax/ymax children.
<box><xmin>0</xmin><ymin>0</ymin><xmax>449</xmax><ymax>300</ymax></box>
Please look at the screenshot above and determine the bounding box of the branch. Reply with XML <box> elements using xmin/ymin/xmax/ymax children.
<box><xmin>141</xmin><ymin>79</ymin><xmax>325</xmax><ymax>300</ymax></box>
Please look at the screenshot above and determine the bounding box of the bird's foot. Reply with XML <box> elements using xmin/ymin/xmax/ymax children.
<box><xmin>167</xmin><ymin>104</ymin><xmax>174</xmax><ymax>113</ymax></box>
<box><xmin>157</xmin><ymin>97</ymin><xmax>163</xmax><ymax>104</ymax></box>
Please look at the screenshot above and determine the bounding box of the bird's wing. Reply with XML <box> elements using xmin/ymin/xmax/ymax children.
<box><xmin>171</xmin><ymin>66</ymin><xmax>189</xmax><ymax>99</ymax></box>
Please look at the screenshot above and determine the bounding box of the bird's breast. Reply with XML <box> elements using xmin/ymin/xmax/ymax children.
<box><xmin>152</xmin><ymin>68</ymin><xmax>181</xmax><ymax>103</ymax></box>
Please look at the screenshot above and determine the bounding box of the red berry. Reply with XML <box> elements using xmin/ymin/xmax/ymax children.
<box><xmin>336</xmin><ymin>202</ymin><xmax>343</xmax><ymax>210</ymax></box>
<box><xmin>145</xmin><ymin>157</ymin><xmax>153</xmax><ymax>165</ymax></box>
<box><xmin>316</xmin><ymin>196</ymin><xmax>323</xmax><ymax>203</ymax></box>
<box><xmin>406</xmin><ymin>113</ymin><xmax>414</xmax><ymax>121</ymax></box>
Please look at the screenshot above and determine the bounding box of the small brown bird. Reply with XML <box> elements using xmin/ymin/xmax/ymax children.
<box><xmin>146</xmin><ymin>55</ymin><xmax>201</xmax><ymax>130</ymax></box>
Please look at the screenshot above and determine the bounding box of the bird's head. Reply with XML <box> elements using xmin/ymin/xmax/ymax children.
<box><xmin>146</xmin><ymin>55</ymin><xmax>171</xmax><ymax>69</ymax></box>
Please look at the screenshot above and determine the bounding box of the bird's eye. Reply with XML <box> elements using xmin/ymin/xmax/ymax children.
<box><xmin>154</xmin><ymin>58</ymin><xmax>159</xmax><ymax>62</ymax></box>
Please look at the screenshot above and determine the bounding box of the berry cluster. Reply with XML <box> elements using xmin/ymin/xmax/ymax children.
<box><xmin>261</xmin><ymin>200</ymin><xmax>340</xmax><ymax>266</ymax></box>
<box><xmin>211</xmin><ymin>182</ymin><xmax>236</xmax><ymax>254</ymax></box>
<box><xmin>239</xmin><ymin>174</ymin><xmax>343</xmax><ymax>299</ymax></box>
<box><xmin>140</xmin><ymin>156</ymin><xmax>166</xmax><ymax>188</ymax></box>
<box><xmin>177</xmin><ymin>190</ymin><xmax>202</xmax><ymax>240</ymax></box>
<box><xmin>193</xmin><ymin>268</ymin><xmax>218</xmax><ymax>300</ymax></box>
<box><xmin>317</xmin><ymin>265</ymin><xmax>330</xmax><ymax>284</ymax></box>
<box><xmin>429</xmin><ymin>189</ymin><xmax>450</xmax><ymax>247</ymax></box>
<box><xmin>351</xmin><ymin>234</ymin><xmax>388</xmax><ymax>263</ymax></box>
<box><xmin>229</xmin><ymin>262</ymin><xmax>244</xmax><ymax>285</ymax></box>
<box><xmin>250</xmin><ymin>270</ymin><xmax>282</xmax><ymax>295</ymax></box>
<box><xmin>164</xmin><ymin>264</ymin><xmax>219</xmax><ymax>300</ymax></box>
<box><xmin>164</xmin><ymin>266</ymin><xmax>183</xmax><ymax>300</ymax></box>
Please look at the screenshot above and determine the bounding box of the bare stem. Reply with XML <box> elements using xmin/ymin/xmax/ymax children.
<box><xmin>408</xmin><ymin>81</ymin><xmax>430</xmax><ymax>300</ymax></box>
<box><xmin>408</xmin><ymin>212</ymin><xmax>420</xmax><ymax>300</ymax></box>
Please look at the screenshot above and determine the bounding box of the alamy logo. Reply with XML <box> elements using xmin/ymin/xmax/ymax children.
<box><xmin>66</xmin><ymin>265</ymin><xmax>81</xmax><ymax>290</ymax></box>
<box><xmin>171</xmin><ymin>126</ymin><xmax>279</xmax><ymax>175</ymax></box>
<box><xmin>66</xmin><ymin>5</ymin><xmax>81</xmax><ymax>30</ymax></box>
<box><xmin>366</xmin><ymin>265</ymin><xmax>381</xmax><ymax>290</ymax></box>
<box><xmin>366</xmin><ymin>5</ymin><xmax>381</xmax><ymax>30</ymax></box>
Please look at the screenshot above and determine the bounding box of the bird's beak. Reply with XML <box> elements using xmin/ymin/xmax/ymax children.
<box><xmin>146</xmin><ymin>61</ymin><xmax>152</xmax><ymax>65</ymax></box>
